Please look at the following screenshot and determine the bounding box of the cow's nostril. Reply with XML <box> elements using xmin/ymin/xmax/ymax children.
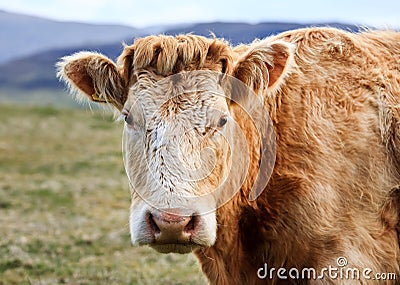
<box><xmin>184</xmin><ymin>215</ymin><xmax>198</xmax><ymax>233</ymax></box>
<box><xmin>147</xmin><ymin>209</ymin><xmax>197</xmax><ymax>244</ymax></box>
<box><xmin>148</xmin><ymin>213</ymin><xmax>161</xmax><ymax>235</ymax></box>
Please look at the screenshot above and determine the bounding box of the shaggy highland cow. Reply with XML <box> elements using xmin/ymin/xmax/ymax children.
<box><xmin>58</xmin><ymin>27</ymin><xmax>400</xmax><ymax>284</ymax></box>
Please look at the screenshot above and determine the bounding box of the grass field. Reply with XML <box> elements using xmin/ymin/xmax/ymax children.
<box><xmin>0</xmin><ymin>104</ymin><xmax>206</xmax><ymax>285</ymax></box>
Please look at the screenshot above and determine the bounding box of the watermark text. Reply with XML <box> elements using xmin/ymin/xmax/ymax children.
<box><xmin>257</xmin><ymin>257</ymin><xmax>396</xmax><ymax>281</ymax></box>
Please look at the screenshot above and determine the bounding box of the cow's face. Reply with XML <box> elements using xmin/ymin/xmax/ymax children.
<box><xmin>123</xmin><ymin>71</ymin><xmax>233</xmax><ymax>253</ymax></box>
<box><xmin>57</xmin><ymin>35</ymin><xmax>294</xmax><ymax>254</ymax></box>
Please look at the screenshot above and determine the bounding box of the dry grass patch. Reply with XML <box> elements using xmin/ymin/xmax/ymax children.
<box><xmin>0</xmin><ymin>104</ymin><xmax>206</xmax><ymax>285</ymax></box>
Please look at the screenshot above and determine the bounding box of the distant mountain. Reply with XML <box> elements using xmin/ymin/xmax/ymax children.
<box><xmin>0</xmin><ymin>17</ymin><xmax>362</xmax><ymax>106</ymax></box>
<box><xmin>164</xmin><ymin>22</ymin><xmax>360</xmax><ymax>45</ymax></box>
<box><xmin>0</xmin><ymin>42</ymin><xmax>123</xmax><ymax>90</ymax></box>
<box><xmin>0</xmin><ymin>10</ymin><xmax>138</xmax><ymax>64</ymax></box>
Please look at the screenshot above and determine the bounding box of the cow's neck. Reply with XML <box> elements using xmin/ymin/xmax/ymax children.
<box><xmin>194</xmin><ymin>195</ymin><xmax>274</xmax><ymax>284</ymax></box>
<box><xmin>195</xmin><ymin>178</ymin><xmax>313</xmax><ymax>285</ymax></box>
<box><xmin>195</xmin><ymin>108</ymin><xmax>276</xmax><ymax>284</ymax></box>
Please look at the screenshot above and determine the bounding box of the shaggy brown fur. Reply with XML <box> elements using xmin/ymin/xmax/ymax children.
<box><xmin>57</xmin><ymin>28</ymin><xmax>400</xmax><ymax>284</ymax></box>
<box><xmin>195</xmin><ymin>28</ymin><xmax>400</xmax><ymax>284</ymax></box>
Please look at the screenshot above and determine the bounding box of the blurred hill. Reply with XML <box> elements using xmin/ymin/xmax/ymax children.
<box><xmin>164</xmin><ymin>22</ymin><xmax>359</xmax><ymax>44</ymax></box>
<box><xmin>0</xmin><ymin>10</ymin><xmax>140</xmax><ymax>64</ymax></box>
<box><xmin>0</xmin><ymin>10</ymin><xmax>360</xmax><ymax>106</ymax></box>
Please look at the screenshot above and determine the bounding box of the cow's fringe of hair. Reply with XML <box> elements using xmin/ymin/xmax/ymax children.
<box><xmin>117</xmin><ymin>34</ymin><xmax>233</xmax><ymax>84</ymax></box>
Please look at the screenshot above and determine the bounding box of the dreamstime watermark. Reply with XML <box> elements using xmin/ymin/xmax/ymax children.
<box><xmin>257</xmin><ymin>257</ymin><xmax>397</xmax><ymax>281</ymax></box>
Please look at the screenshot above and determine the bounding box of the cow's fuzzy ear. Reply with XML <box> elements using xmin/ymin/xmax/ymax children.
<box><xmin>232</xmin><ymin>40</ymin><xmax>295</xmax><ymax>96</ymax></box>
<box><xmin>56</xmin><ymin>52</ymin><xmax>128</xmax><ymax>110</ymax></box>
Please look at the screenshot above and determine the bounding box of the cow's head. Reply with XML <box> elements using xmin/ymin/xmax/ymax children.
<box><xmin>57</xmin><ymin>35</ymin><xmax>294</xmax><ymax>254</ymax></box>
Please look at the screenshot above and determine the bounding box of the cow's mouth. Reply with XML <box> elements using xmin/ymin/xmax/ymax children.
<box><xmin>150</xmin><ymin>242</ymin><xmax>201</xmax><ymax>254</ymax></box>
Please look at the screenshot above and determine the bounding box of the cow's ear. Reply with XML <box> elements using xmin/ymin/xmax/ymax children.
<box><xmin>57</xmin><ymin>52</ymin><xmax>128</xmax><ymax>110</ymax></box>
<box><xmin>232</xmin><ymin>40</ymin><xmax>295</xmax><ymax>96</ymax></box>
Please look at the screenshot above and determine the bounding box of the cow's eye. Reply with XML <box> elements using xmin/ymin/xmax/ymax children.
<box><xmin>124</xmin><ymin>115</ymin><xmax>133</xmax><ymax>125</ymax></box>
<box><xmin>217</xmin><ymin>116</ymin><xmax>228</xmax><ymax>128</ymax></box>
<box><xmin>120</xmin><ymin>109</ymin><xmax>136</xmax><ymax>129</ymax></box>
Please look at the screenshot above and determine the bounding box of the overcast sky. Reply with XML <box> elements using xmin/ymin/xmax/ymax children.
<box><xmin>1</xmin><ymin>0</ymin><xmax>400</xmax><ymax>28</ymax></box>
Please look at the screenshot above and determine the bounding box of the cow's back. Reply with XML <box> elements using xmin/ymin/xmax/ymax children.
<box><xmin>275</xmin><ymin>28</ymin><xmax>400</xmax><ymax>172</ymax></box>
<box><xmin>271</xmin><ymin>27</ymin><xmax>400</xmax><ymax>188</ymax></box>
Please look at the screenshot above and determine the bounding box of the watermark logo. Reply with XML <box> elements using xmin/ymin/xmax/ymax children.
<box><xmin>336</xmin><ymin>256</ymin><xmax>347</xmax><ymax>267</ymax></box>
<box><xmin>257</xmin><ymin>257</ymin><xmax>397</xmax><ymax>281</ymax></box>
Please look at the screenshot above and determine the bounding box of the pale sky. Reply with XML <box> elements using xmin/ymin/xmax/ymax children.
<box><xmin>1</xmin><ymin>0</ymin><xmax>400</xmax><ymax>29</ymax></box>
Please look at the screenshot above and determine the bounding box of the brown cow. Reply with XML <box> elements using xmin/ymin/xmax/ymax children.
<box><xmin>57</xmin><ymin>27</ymin><xmax>400</xmax><ymax>284</ymax></box>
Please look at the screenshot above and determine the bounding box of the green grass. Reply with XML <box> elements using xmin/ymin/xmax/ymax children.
<box><xmin>0</xmin><ymin>104</ymin><xmax>206</xmax><ymax>285</ymax></box>
<box><xmin>0</xmin><ymin>89</ymin><xmax>83</xmax><ymax>108</ymax></box>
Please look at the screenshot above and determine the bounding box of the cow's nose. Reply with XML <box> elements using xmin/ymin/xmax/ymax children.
<box><xmin>147</xmin><ymin>209</ymin><xmax>198</xmax><ymax>244</ymax></box>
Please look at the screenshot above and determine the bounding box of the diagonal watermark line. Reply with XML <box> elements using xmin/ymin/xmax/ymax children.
<box><xmin>122</xmin><ymin>70</ymin><xmax>276</xmax><ymax>215</ymax></box>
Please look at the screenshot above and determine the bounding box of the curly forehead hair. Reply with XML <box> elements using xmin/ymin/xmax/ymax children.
<box><xmin>117</xmin><ymin>34</ymin><xmax>233</xmax><ymax>82</ymax></box>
